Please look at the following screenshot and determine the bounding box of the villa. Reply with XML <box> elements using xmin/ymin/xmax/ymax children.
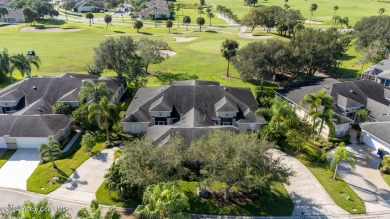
<box><xmin>122</xmin><ymin>80</ymin><xmax>266</xmax><ymax>144</ymax></box>
<box><xmin>361</xmin><ymin>59</ymin><xmax>390</xmax><ymax>87</ymax></box>
<box><xmin>138</xmin><ymin>0</ymin><xmax>170</xmax><ymax>19</ymax></box>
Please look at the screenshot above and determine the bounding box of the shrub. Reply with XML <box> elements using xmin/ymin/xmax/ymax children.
<box><xmin>52</xmin><ymin>103</ymin><xmax>74</xmax><ymax>115</ymax></box>
<box><xmin>328</xmin><ymin>135</ymin><xmax>351</xmax><ymax>144</ymax></box>
<box><xmin>380</xmin><ymin>155</ymin><xmax>390</xmax><ymax>174</ymax></box>
<box><xmin>81</xmin><ymin>133</ymin><xmax>96</xmax><ymax>152</ymax></box>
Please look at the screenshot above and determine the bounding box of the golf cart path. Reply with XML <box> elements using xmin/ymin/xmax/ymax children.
<box><xmin>47</xmin><ymin>148</ymin><xmax>115</xmax><ymax>203</ymax></box>
<box><xmin>272</xmin><ymin>149</ymin><xmax>349</xmax><ymax>216</ymax></box>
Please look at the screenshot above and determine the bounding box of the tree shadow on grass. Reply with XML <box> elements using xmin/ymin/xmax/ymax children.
<box><xmin>155</xmin><ymin>71</ymin><xmax>198</xmax><ymax>84</ymax></box>
<box><xmin>114</xmin><ymin>30</ymin><xmax>125</xmax><ymax>34</ymax></box>
<box><xmin>205</xmin><ymin>30</ymin><xmax>218</xmax><ymax>33</ymax></box>
<box><xmin>37</xmin><ymin>19</ymin><xmax>66</xmax><ymax>25</ymax></box>
<box><xmin>139</xmin><ymin>32</ymin><xmax>153</xmax><ymax>35</ymax></box>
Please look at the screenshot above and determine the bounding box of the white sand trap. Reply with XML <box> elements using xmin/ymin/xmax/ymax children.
<box><xmin>174</xmin><ymin>37</ymin><xmax>197</xmax><ymax>43</ymax></box>
<box><xmin>20</xmin><ymin>27</ymin><xmax>81</xmax><ymax>32</ymax></box>
<box><xmin>0</xmin><ymin>24</ymin><xmax>18</xmax><ymax>29</ymax></box>
<box><xmin>160</xmin><ymin>50</ymin><xmax>176</xmax><ymax>57</ymax></box>
<box><xmin>304</xmin><ymin>20</ymin><xmax>323</xmax><ymax>24</ymax></box>
<box><xmin>237</xmin><ymin>32</ymin><xmax>273</xmax><ymax>39</ymax></box>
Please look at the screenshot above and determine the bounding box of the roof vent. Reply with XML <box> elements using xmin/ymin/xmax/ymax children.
<box><xmin>224</xmin><ymin>87</ymin><xmax>227</xmax><ymax>91</ymax></box>
<box><xmin>32</xmin><ymin>86</ymin><xmax>37</xmax><ymax>90</ymax></box>
<box><xmin>324</xmin><ymin>85</ymin><xmax>329</xmax><ymax>89</ymax></box>
<box><xmin>350</xmin><ymin>90</ymin><xmax>355</xmax><ymax>94</ymax></box>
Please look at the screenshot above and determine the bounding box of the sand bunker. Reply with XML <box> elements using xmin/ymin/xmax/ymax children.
<box><xmin>174</xmin><ymin>37</ymin><xmax>197</xmax><ymax>43</ymax></box>
<box><xmin>20</xmin><ymin>27</ymin><xmax>81</xmax><ymax>32</ymax></box>
<box><xmin>160</xmin><ymin>50</ymin><xmax>176</xmax><ymax>57</ymax></box>
<box><xmin>237</xmin><ymin>32</ymin><xmax>273</xmax><ymax>39</ymax></box>
<box><xmin>304</xmin><ymin>20</ymin><xmax>323</xmax><ymax>24</ymax></box>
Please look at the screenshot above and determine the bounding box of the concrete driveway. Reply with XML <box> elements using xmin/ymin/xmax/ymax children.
<box><xmin>272</xmin><ymin>149</ymin><xmax>349</xmax><ymax>217</ymax></box>
<box><xmin>0</xmin><ymin>149</ymin><xmax>40</xmax><ymax>190</ymax></box>
<box><xmin>48</xmin><ymin>148</ymin><xmax>115</xmax><ymax>203</ymax></box>
<box><xmin>329</xmin><ymin>143</ymin><xmax>390</xmax><ymax>213</ymax></box>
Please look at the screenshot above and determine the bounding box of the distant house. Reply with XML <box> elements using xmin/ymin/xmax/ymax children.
<box><xmin>73</xmin><ymin>0</ymin><xmax>104</xmax><ymax>13</ymax></box>
<box><xmin>361</xmin><ymin>59</ymin><xmax>390</xmax><ymax>87</ymax></box>
<box><xmin>0</xmin><ymin>9</ymin><xmax>25</xmax><ymax>23</ymax></box>
<box><xmin>0</xmin><ymin>73</ymin><xmax>126</xmax><ymax>149</ymax></box>
<box><xmin>138</xmin><ymin>0</ymin><xmax>170</xmax><ymax>19</ymax></box>
<box><xmin>122</xmin><ymin>80</ymin><xmax>266</xmax><ymax>144</ymax></box>
<box><xmin>276</xmin><ymin>78</ymin><xmax>390</xmax><ymax>138</ymax></box>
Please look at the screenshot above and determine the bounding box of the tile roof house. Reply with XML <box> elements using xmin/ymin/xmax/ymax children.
<box><xmin>361</xmin><ymin>59</ymin><xmax>390</xmax><ymax>87</ymax></box>
<box><xmin>276</xmin><ymin>78</ymin><xmax>390</xmax><ymax>138</ymax></box>
<box><xmin>0</xmin><ymin>9</ymin><xmax>25</xmax><ymax>23</ymax></box>
<box><xmin>138</xmin><ymin>0</ymin><xmax>170</xmax><ymax>19</ymax></box>
<box><xmin>122</xmin><ymin>80</ymin><xmax>266</xmax><ymax>144</ymax></box>
<box><xmin>73</xmin><ymin>0</ymin><xmax>104</xmax><ymax>13</ymax></box>
<box><xmin>0</xmin><ymin>73</ymin><xmax>126</xmax><ymax>149</ymax></box>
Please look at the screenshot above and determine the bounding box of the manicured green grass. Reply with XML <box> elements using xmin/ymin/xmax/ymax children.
<box><xmin>181</xmin><ymin>0</ymin><xmax>390</xmax><ymax>27</ymax></box>
<box><xmin>281</xmin><ymin>141</ymin><xmax>365</xmax><ymax>214</ymax></box>
<box><xmin>383</xmin><ymin>174</ymin><xmax>390</xmax><ymax>187</ymax></box>
<box><xmin>96</xmin><ymin>180</ymin><xmax>293</xmax><ymax>216</ymax></box>
<box><xmin>27</xmin><ymin>133</ymin><xmax>106</xmax><ymax>194</ymax></box>
<box><xmin>0</xmin><ymin>150</ymin><xmax>16</xmax><ymax>168</ymax></box>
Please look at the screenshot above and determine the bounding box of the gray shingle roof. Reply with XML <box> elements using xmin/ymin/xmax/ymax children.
<box><xmin>146</xmin><ymin>125</ymin><xmax>239</xmax><ymax>145</ymax></box>
<box><xmin>278</xmin><ymin>78</ymin><xmax>390</xmax><ymax>122</ymax></box>
<box><xmin>0</xmin><ymin>114</ymin><xmax>71</xmax><ymax>137</ymax></box>
<box><xmin>0</xmin><ymin>73</ymin><xmax>123</xmax><ymax>115</ymax></box>
<box><xmin>123</xmin><ymin>80</ymin><xmax>265</xmax><ymax>125</ymax></box>
<box><xmin>361</xmin><ymin>122</ymin><xmax>390</xmax><ymax>145</ymax></box>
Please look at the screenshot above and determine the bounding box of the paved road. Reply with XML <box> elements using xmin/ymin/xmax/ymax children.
<box><xmin>0</xmin><ymin>149</ymin><xmax>40</xmax><ymax>190</ymax></box>
<box><xmin>272</xmin><ymin>149</ymin><xmax>349</xmax><ymax>217</ymax></box>
<box><xmin>47</xmin><ymin>148</ymin><xmax>115</xmax><ymax>203</ymax></box>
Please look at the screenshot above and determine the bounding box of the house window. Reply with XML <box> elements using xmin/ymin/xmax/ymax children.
<box><xmin>222</xmin><ymin>122</ymin><xmax>231</xmax><ymax>125</ymax></box>
<box><xmin>157</xmin><ymin>121</ymin><xmax>167</xmax><ymax>125</ymax></box>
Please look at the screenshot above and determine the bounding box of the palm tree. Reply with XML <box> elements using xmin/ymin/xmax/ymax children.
<box><xmin>11</xmin><ymin>199</ymin><xmax>70</xmax><ymax>219</ymax></box>
<box><xmin>86</xmin><ymin>12</ymin><xmax>94</xmax><ymax>27</ymax></box>
<box><xmin>134</xmin><ymin>182</ymin><xmax>189</xmax><ymax>219</ymax></box>
<box><xmin>77</xmin><ymin>199</ymin><xmax>120</xmax><ymax>219</ymax></box>
<box><xmin>88</xmin><ymin>96</ymin><xmax>119</xmax><ymax>142</ymax></box>
<box><xmin>196</xmin><ymin>17</ymin><xmax>205</xmax><ymax>32</ymax></box>
<box><xmin>104</xmin><ymin>14</ymin><xmax>112</xmax><ymax>30</ymax></box>
<box><xmin>355</xmin><ymin>108</ymin><xmax>369</xmax><ymax>123</ymax></box>
<box><xmin>152</xmin><ymin>6</ymin><xmax>158</xmax><ymax>27</ymax></box>
<box><xmin>78</xmin><ymin>79</ymin><xmax>113</xmax><ymax>104</ymax></box>
<box><xmin>207</xmin><ymin>12</ymin><xmax>214</xmax><ymax>26</ymax></box>
<box><xmin>11</xmin><ymin>53</ymin><xmax>41</xmax><ymax>78</ymax></box>
<box><xmin>269</xmin><ymin>96</ymin><xmax>299</xmax><ymax>131</ymax></box>
<box><xmin>332</xmin><ymin>6</ymin><xmax>339</xmax><ymax>27</ymax></box>
<box><xmin>301</xmin><ymin>90</ymin><xmax>335</xmax><ymax>137</ymax></box>
<box><xmin>220</xmin><ymin>39</ymin><xmax>239</xmax><ymax>77</ymax></box>
<box><xmin>182</xmin><ymin>16</ymin><xmax>191</xmax><ymax>31</ymax></box>
<box><xmin>38</xmin><ymin>140</ymin><xmax>62</xmax><ymax>169</ymax></box>
<box><xmin>330</xmin><ymin>142</ymin><xmax>357</xmax><ymax>180</ymax></box>
<box><xmin>166</xmin><ymin>20</ymin><xmax>173</xmax><ymax>33</ymax></box>
<box><xmin>379</xmin><ymin>8</ymin><xmax>385</xmax><ymax>16</ymax></box>
<box><xmin>0</xmin><ymin>48</ymin><xmax>15</xmax><ymax>83</ymax></box>
<box><xmin>309</xmin><ymin>3</ymin><xmax>318</xmax><ymax>28</ymax></box>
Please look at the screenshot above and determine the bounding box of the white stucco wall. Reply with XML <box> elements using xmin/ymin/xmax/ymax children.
<box><xmin>361</xmin><ymin>131</ymin><xmax>390</xmax><ymax>152</ymax></box>
<box><xmin>216</xmin><ymin>111</ymin><xmax>237</xmax><ymax>118</ymax></box>
<box><xmin>15</xmin><ymin>137</ymin><xmax>49</xmax><ymax>148</ymax></box>
<box><xmin>237</xmin><ymin>123</ymin><xmax>261</xmax><ymax>131</ymax></box>
<box><xmin>150</xmin><ymin>111</ymin><xmax>171</xmax><ymax>117</ymax></box>
<box><xmin>0</xmin><ymin>138</ymin><xmax>6</xmax><ymax>149</ymax></box>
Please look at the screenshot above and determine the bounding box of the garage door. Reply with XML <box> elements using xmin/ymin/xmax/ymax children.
<box><xmin>16</xmin><ymin>137</ymin><xmax>49</xmax><ymax>148</ymax></box>
<box><xmin>362</xmin><ymin>131</ymin><xmax>390</xmax><ymax>151</ymax></box>
<box><xmin>0</xmin><ymin>138</ymin><xmax>6</xmax><ymax>149</ymax></box>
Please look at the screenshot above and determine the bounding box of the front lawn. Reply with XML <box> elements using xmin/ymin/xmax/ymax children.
<box><xmin>0</xmin><ymin>150</ymin><xmax>16</xmax><ymax>168</ymax></box>
<box><xmin>280</xmin><ymin>140</ymin><xmax>365</xmax><ymax>214</ymax></box>
<box><xmin>27</xmin><ymin>133</ymin><xmax>106</xmax><ymax>194</ymax></box>
<box><xmin>96</xmin><ymin>180</ymin><xmax>293</xmax><ymax>216</ymax></box>
<box><xmin>382</xmin><ymin>174</ymin><xmax>390</xmax><ymax>187</ymax></box>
